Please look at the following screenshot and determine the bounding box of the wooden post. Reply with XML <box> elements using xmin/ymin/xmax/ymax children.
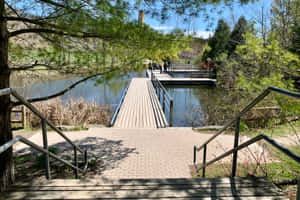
<box><xmin>232</xmin><ymin>117</ymin><xmax>240</xmax><ymax>177</ymax></box>
<box><xmin>42</xmin><ymin>119</ymin><xmax>51</xmax><ymax>179</ymax></box>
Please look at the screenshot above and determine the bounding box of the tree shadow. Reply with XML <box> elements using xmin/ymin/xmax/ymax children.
<box><xmin>14</xmin><ymin>137</ymin><xmax>137</xmax><ymax>181</ymax></box>
<box><xmin>5</xmin><ymin>176</ymin><xmax>283</xmax><ymax>199</ymax></box>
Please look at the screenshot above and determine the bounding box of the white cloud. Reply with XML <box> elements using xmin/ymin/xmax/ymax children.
<box><xmin>185</xmin><ymin>31</ymin><xmax>214</xmax><ymax>39</ymax></box>
<box><xmin>153</xmin><ymin>26</ymin><xmax>174</xmax><ymax>31</ymax></box>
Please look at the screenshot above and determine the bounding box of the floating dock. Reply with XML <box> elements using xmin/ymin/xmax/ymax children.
<box><xmin>147</xmin><ymin>70</ymin><xmax>216</xmax><ymax>85</ymax></box>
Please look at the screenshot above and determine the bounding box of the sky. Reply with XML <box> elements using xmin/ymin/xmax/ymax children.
<box><xmin>141</xmin><ymin>0</ymin><xmax>273</xmax><ymax>39</ymax></box>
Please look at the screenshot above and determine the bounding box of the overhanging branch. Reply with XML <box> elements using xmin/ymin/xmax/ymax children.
<box><xmin>11</xmin><ymin>57</ymin><xmax>144</xmax><ymax>107</ymax></box>
<box><xmin>12</xmin><ymin>68</ymin><xmax>117</xmax><ymax>107</ymax></box>
<box><xmin>9</xmin><ymin>28</ymin><xmax>112</xmax><ymax>40</ymax></box>
<box><xmin>10</xmin><ymin>63</ymin><xmax>60</xmax><ymax>71</ymax></box>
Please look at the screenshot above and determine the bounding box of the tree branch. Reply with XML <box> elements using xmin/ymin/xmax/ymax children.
<box><xmin>11</xmin><ymin>68</ymin><xmax>117</xmax><ymax>107</ymax></box>
<box><xmin>8</xmin><ymin>28</ymin><xmax>112</xmax><ymax>39</ymax></box>
<box><xmin>11</xmin><ymin>57</ymin><xmax>144</xmax><ymax>107</ymax></box>
<box><xmin>10</xmin><ymin>63</ymin><xmax>60</xmax><ymax>71</ymax></box>
<box><xmin>4</xmin><ymin>16</ymin><xmax>58</xmax><ymax>28</ymax></box>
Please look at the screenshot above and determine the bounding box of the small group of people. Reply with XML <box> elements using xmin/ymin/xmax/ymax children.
<box><xmin>149</xmin><ymin>59</ymin><xmax>171</xmax><ymax>73</ymax></box>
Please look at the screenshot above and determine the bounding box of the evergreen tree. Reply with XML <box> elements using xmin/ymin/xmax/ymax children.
<box><xmin>227</xmin><ymin>16</ymin><xmax>248</xmax><ymax>56</ymax></box>
<box><xmin>206</xmin><ymin>19</ymin><xmax>231</xmax><ymax>61</ymax></box>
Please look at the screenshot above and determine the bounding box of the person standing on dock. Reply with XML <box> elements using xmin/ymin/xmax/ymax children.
<box><xmin>205</xmin><ymin>58</ymin><xmax>212</xmax><ymax>69</ymax></box>
<box><xmin>163</xmin><ymin>61</ymin><xmax>168</xmax><ymax>72</ymax></box>
<box><xmin>159</xmin><ymin>63</ymin><xmax>162</xmax><ymax>73</ymax></box>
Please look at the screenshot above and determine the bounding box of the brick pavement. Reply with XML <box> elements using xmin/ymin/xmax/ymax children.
<box><xmin>14</xmin><ymin>127</ymin><xmax>267</xmax><ymax>179</ymax></box>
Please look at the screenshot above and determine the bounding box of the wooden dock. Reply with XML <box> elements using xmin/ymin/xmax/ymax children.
<box><xmin>148</xmin><ymin>70</ymin><xmax>216</xmax><ymax>85</ymax></box>
<box><xmin>114</xmin><ymin>78</ymin><xmax>168</xmax><ymax>128</ymax></box>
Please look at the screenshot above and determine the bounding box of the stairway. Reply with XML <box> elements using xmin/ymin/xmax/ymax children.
<box><xmin>2</xmin><ymin>177</ymin><xmax>287</xmax><ymax>199</ymax></box>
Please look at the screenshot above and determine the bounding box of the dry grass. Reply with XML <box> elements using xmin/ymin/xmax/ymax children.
<box><xmin>27</xmin><ymin>97</ymin><xmax>110</xmax><ymax>128</ymax></box>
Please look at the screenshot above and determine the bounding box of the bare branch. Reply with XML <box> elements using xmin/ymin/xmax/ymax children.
<box><xmin>12</xmin><ymin>68</ymin><xmax>116</xmax><ymax>107</ymax></box>
<box><xmin>11</xmin><ymin>57</ymin><xmax>144</xmax><ymax>106</ymax></box>
<box><xmin>8</xmin><ymin>28</ymin><xmax>112</xmax><ymax>39</ymax></box>
<box><xmin>10</xmin><ymin>63</ymin><xmax>60</xmax><ymax>71</ymax></box>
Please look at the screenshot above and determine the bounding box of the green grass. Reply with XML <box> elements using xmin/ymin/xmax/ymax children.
<box><xmin>194</xmin><ymin>121</ymin><xmax>300</xmax><ymax>183</ymax></box>
<box><xmin>195</xmin><ymin>146</ymin><xmax>300</xmax><ymax>183</ymax></box>
<box><xmin>244</xmin><ymin>121</ymin><xmax>300</xmax><ymax>138</ymax></box>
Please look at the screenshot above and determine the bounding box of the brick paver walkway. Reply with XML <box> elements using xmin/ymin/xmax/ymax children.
<box><xmin>14</xmin><ymin>127</ymin><xmax>266</xmax><ymax>179</ymax></box>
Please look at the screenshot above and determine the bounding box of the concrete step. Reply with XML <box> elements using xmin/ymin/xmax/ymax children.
<box><xmin>3</xmin><ymin>177</ymin><xmax>288</xmax><ymax>199</ymax></box>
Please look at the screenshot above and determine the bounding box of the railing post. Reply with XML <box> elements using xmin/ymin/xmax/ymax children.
<box><xmin>169</xmin><ymin>100</ymin><xmax>173</xmax><ymax>127</ymax></box>
<box><xmin>202</xmin><ymin>144</ymin><xmax>207</xmax><ymax>178</ymax></box>
<box><xmin>84</xmin><ymin>149</ymin><xmax>88</xmax><ymax>165</ymax></box>
<box><xmin>74</xmin><ymin>146</ymin><xmax>78</xmax><ymax>179</ymax></box>
<box><xmin>158</xmin><ymin>87</ymin><xmax>161</xmax><ymax>101</ymax></box>
<box><xmin>42</xmin><ymin>119</ymin><xmax>51</xmax><ymax>180</ymax></box>
<box><xmin>232</xmin><ymin>117</ymin><xmax>240</xmax><ymax>177</ymax></box>
<box><xmin>162</xmin><ymin>90</ymin><xmax>165</xmax><ymax>113</ymax></box>
<box><xmin>22</xmin><ymin>106</ymin><xmax>26</xmax><ymax>129</ymax></box>
<box><xmin>193</xmin><ymin>146</ymin><xmax>197</xmax><ymax>164</ymax></box>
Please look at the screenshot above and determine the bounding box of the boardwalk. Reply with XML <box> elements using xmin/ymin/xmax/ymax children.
<box><xmin>114</xmin><ymin>78</ymin><xmax>168</xmax><ymax>128</ymax></box>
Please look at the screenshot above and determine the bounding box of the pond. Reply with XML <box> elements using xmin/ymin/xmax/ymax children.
<box><xmin>165</xmin><ymin>85</ymin><xmax>227</xmax><ymax>127</ymax></box>
<box><xmin>11</xmin><ymin>71</ymin><xmax>145</xmax><ymax>113</ymax></box>
<box><xmin>11</xmin><ymin>71</ymin><xmax>229</xmax><ymax>127</ymax></box>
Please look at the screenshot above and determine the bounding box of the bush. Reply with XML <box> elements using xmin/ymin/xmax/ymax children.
<box><xmin>27</xmin><ymin>97</ymin><xmax>110</xmax><ymax>128</ymax></box>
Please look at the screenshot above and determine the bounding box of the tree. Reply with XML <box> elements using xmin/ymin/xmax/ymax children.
<box><xmin>205</xmin><ymin>19</ymin><xmax>231</xmax><ymax>61</ymax></box>
<box><xmin>271</xmin><ymin>0</ymin><xmax>300</xmax><ymax>48</ymax></box>
<box><xmin>290</xmin><ymin>25</ymin><xmax>300</xmax><ymax>56</ymax></box>
<box><xmin>0</xmin><ymin>0</ymin><xmax>259</xmax><ymax>191</ymax></box>
<box><xmin>227</xmin><ymin>16</ymin><xmax>248</xmax><ymax>56</ymax></box>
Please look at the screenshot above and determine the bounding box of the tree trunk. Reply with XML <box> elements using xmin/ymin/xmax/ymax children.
<box><xmin>0</xmin><ymin>0</ymin><xmax>14</xmax><ymax>191</ymax></box>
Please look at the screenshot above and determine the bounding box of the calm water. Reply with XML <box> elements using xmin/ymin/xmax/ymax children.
<box><xmin>11</xmin><ymin>72</ymin><xmax>226</xmax><ymax>127</ymax></box>
<box><xmin>165</xmin><ymin>85</ymin><xmax>225</xmax><ymax>127</ymax></box>
<box><xmin>11</xmin><ymin>71</ymin><xmax>144</xmax><ymax>112</ymax></box>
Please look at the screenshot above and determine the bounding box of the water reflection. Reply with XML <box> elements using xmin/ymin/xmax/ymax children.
<box><xmin>11</xmin><ymin>71</ymin><xmax>227</xmax><ymax>127</ymax></box>
<box><xmin>166</xmin><ymin>85</ymin><xmax>227</xmax><ymax>127</ymax></box>
<box><xmin>11</xmin><ymin>72</ymin><xmax>143</xmax><ymax>112</ymax></box>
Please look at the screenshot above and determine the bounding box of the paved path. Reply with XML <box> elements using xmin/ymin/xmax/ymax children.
<box><xmin>14</xmin><ymin>127</ymin><xmax>267</xmax><ymax>179</ymax></box>
<box><xmin>114</xmin><ymin>78</ymin><xmax>167</xmax><ymax>128</ymax></box>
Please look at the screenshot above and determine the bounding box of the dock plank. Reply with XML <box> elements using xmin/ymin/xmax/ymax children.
<box><xmin>114</xmin><ymin>78</ymin><xmax>168</xmax><ymax>128</ymax></box>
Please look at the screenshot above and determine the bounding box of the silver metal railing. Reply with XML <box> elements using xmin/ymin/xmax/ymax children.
<box><xmin>0</xmin><ymin>88</ymin><xmax>88</xmax><ymax>179</ymax></box>
<box><xmin>192</xmin><ymin>86</ymin><xmax>300</xmax><ymax>200</ymax></box>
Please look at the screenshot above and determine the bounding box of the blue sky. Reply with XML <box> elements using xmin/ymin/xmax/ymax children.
<box><xmin>141</xmin><ymin>0</ymin><xmax>273</xmax><ymax>38</ymax></box>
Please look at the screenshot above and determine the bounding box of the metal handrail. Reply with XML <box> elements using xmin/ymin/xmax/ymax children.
<box><xmin>151</xmin><ymin>72</ymin><xmax>174</xmax><ymax>126</ymax></box>
<box><xmin>194</xmin><ymin>134</ymin><xmax>300</xmax><ymax>174</ymax></box>
<box><xmin>193</xmin><ymin>86</ymin><xmax>300</xmax><ymax>199</ymax></box>
<box><xmin>194</xmin><ymin>133</ymin><xmax>300</xmax><ymax>200</ymax></box>
<box><xmin>0</xmin><ymin>88</ymin><xmax>88</xmax><ymax>179</ymax></box>
<box><xmin>109</xmin><ymin>81</ymin><xmax>130</xmax><ymax>126</ymax></box>
<box><xmin>0</xmin><ymin>136</ymin><xmax>87</xmax><ymax>173</ymax></box>
<box><xmin>151</xmin><ymin>73</ymin><xmax>173</xmax><ymax>101</ymax></box>
<box><xmin>195</xmin><ymin>86</ymin><xmax>300</xmax><ymax>153</ymax></box>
